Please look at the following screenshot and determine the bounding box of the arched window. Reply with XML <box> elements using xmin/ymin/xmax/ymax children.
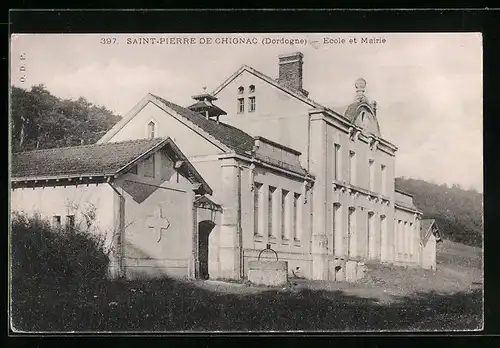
<box><xmin>249</xmin><ymin>85</ymin><xmax>255</xmax><ymax>93</ymax></box>
<box><xmin>147</xmin><ymin>121</ymin><xmax>156</xmax><ymax>139</ymax></box>
<box><xmin>238</xmin><ymin>86</ymin><xmax>244</xmax><ymax>94</ymax></box>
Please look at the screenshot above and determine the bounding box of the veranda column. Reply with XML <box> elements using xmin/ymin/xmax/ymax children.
<box><xmin>218</xmin><ymin>157</ymin><xmax>242</xmax><ymax>280</ymax></box>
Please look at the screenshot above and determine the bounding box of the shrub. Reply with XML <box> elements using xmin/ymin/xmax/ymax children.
<box><xmin>10</xmin><ymin>212</ymin><xmax>110</xmax><ymax>292</ymax></box>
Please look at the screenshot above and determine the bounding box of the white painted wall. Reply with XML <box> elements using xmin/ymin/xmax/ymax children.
<box><xmin>214</xmin><ymin>70</ymin><xmax>312</xmax><ymax>168</ymax></box>
<box><xmin>394</xmin><ymin>207</ymin><xmax>420</xmax><ymax>264</ymax></box>
<box><xmin>11</xmin><ymin>184</ymin><xmax>116</xmax><ymax>251</ymax></box>
<box><xmin>421</xmin><ymin>234</ymin><xmax>437</xmax><ymax>270</ymax></box>
<box><xmin>108</xmin><ymin>101</ymin><xmax>224</xmax><ymax>157</ymax></box>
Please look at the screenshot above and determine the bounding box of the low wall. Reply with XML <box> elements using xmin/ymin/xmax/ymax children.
<box><xmin>123</xmin><ymin>258</ymin><xmax>189</xmax><ymax>279</ymax></box>
<box><xmin>247</xmin><ymin>260</ymin><xmax>288</xmax><ymax>286</ymax></box>
<box><xmin>328</xmin><ymin>258</ymin><xmax>367</xmax><ymax>282</ymax></box>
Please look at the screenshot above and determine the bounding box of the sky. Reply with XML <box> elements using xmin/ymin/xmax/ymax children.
<box><xmin>10</xmin><ymin>33</ymin><xmax>483</xmax><ymax>192</ymax></box>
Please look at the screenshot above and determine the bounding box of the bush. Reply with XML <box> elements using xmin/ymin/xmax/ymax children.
<box><xmin>10</xmin><ymin>212</ymin><xmax>110</xmax><ymax>292</ymax></box>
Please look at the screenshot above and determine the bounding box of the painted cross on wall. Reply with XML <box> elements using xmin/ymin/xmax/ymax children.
<box><xmin>145</xmin><ymin>205</ymin><xmax>171</xmax><ymax>243</ymax></box>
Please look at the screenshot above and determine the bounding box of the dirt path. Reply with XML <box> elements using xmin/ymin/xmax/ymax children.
<box><xmin>193</xmin><ymin>240</ymin><xmax>483</xmax><ymax>306</ymax></box>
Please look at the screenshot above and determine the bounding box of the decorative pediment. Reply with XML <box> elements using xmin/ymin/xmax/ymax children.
<box><xmin>344</xmin><ymin>78</ymin><xmax>382</xmax><ymax>137</ymax></box>
<box><xmin>353</xmin><ymin>107</ymin><xmax>380</xmax><ymax>136</ymax></box>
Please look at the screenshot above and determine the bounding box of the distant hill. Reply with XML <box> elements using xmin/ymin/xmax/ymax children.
<box><xmin>395</xmin><ymin>177</ymin><xmax>483</xmax><ymax>247</ymax></box>
<box><xmin>10</xmin><ymin>85</ymin><xmax>121</xmax><ymax>152</ymax></box>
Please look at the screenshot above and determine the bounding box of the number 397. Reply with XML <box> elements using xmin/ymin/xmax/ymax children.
<box><xmin>100</xmin><ymin>37</ymin><xmax>117</xmax><ymax>44</ymax></box>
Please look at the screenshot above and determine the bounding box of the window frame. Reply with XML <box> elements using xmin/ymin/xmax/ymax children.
<box><xmin>66</xmin><ymin>215</ymin><xmax>75</xmax><ymax>231</ymax></box>
<box><xmin>53</xmin><ymin>215</ymin><xmax>61</xmax><ymax>228</ymax></box>
<box><xmin>237</xmin><ymin>97</ymin><xmax>245</xmax><ymax>114</ymax></box>
<box><xmin>268</xmin><ymin>186</ymin><xmax>276</xmax><ymax>238</ymax></box>
<box><xmin>146</xmin><ymin>119</ymin><xmax>157</xmax><ymax>139</ymax></box>
<box><xmin>248</xmin><ymin>96</ymin><xmax>256</xmax><ymax>113</ymax></box>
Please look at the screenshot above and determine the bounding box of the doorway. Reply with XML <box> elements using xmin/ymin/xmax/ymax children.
<box><xmin>198</xmin><ymin>220</ymin><xmax>215</xmax><ymax>279</ymax></box>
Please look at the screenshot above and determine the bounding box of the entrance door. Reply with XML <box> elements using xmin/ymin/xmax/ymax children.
<box><xmin>198</xmin><ymin>220</ymin><xmax>215</xmax><ymax>279</ymax></box>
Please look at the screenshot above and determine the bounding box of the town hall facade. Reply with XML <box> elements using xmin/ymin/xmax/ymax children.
<box><xmin>11</xmin><ymin>52</ymin><xmax>440</xmax><ymax>283</ymax></box>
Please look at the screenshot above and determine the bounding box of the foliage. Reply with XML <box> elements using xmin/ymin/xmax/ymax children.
<box><xmin>10</xmin><ymin>212</ymin><xmax>110</xmax><ymax>330</ymax></box>
<box><xmin>10</xmin><ymin>85</ymin><xmax>121</xmax><ymax>152</ymax></box>
<box><xmin>395</xmin><ymin>177</ymin><xmax>483</xmax><ymax>247</ymax></box>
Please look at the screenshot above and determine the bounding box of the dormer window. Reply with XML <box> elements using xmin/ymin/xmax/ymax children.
<box><xmin>249</xmin><ymin>85</ymin><xmax>255</xmax><ymax>93</ymax></box>
<box><xmin>238</xmin><ymin>86</ymin><xmax>244</xmax><ymax>94</ymax></box>
<box><xmin>147</xmin><ymin>121</ymin><xmax>156</xmax><ymax>139</ymax></box>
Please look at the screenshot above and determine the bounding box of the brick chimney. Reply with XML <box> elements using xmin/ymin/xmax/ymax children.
<box><xmin>277</xmin><ymin>52</ymin><xmax>309</xmax><ymax>97</ymax></box>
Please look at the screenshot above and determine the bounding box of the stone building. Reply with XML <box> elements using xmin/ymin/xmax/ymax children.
<box><xmin>10</xmin><ymin>52</ymin><xmax>441</xmax><ymax>281</ymax></box>
<box><xmin>10</xmin><ymin>138</ymin><xmax>220</xmax><ymax>279</ymax></box>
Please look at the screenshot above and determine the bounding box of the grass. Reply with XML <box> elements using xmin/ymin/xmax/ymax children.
<box><xmin>11</xmin><ymin>276</ymin><xmax>482</xmax><ymax>332</ymax></box>
<box><xmin>10</xmin><ymin>223</ymin><xmax>483</xmax><ymax>332</ymax></box>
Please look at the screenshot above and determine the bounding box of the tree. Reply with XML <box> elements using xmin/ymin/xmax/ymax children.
<box><xmin>395</xmin><ymin>177</ymin><xmax>483</xmax><ymax>247</ymax></box>
<box><xmin>10</xmin><ymin>85</ymin><xmax>121</xmax><ymax>152</ymax></box>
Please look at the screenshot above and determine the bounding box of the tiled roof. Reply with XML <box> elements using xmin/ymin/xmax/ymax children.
<box><xmin>154</xmin><ymin>95</ymin><xmax>309</xmax><ymax>176</ymax></box>
<box><xmin>395</xmin><ymin>199</ymin><xmax>420</xmax><ymax>212</ymax></box>
<box><xmin>12</xmin><ymin>138</ymin><xmax>165</xmax><ymax>179</ymax></box>
<box><xmin>11</xmin><ymin>137</ymin><xmax>213</xmax><ymax>195</ymax></box>
<box><xmin>98</xmin><ymin>93</ymin><xmax>311</xmax><ymax>178</ymax></box>
<box><xmin>151</xmin><ymin>94</ymin><xmax>256</xmax><ymax>155</ymax></box>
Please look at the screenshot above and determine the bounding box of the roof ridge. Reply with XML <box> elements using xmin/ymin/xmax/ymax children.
<box><xmin>150</xmin><ymin>93</ymin><xmax>255</xmax><ymax>140</ymax></box>
<box><xmin>240</xmin><ymin>65</ymin><xmax>325</xmax><ymax>108</ymax></box>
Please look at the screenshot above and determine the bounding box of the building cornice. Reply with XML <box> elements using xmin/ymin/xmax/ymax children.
<box><xmin>332</xmin><ymin>180</ymin><xmax>392</xmax><ymax>205</ymax></box>
<box><xmin>11</xmin><ymin>174</ymin><xmax>114</xmax><ymax>189</ymax></box>
<box><xmin>395</xmin><ymin>201</ymin><xmax>423</xmax><ymax>215</ymax></box>
<box><xmin>218</xmin><ymin>152</ymin><xmax>315</xmax><ymax>182</ymax></box>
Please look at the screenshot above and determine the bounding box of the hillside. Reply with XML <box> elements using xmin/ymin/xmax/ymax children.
<box><xmin>10</xmin><ymin>85</ymin><xmax>121</xmax><ymax>152</ymax></box>
<box><xmin>395</xmin><ymin>177</ymin><xmax>483</xmax><ymax>247</ymax></box>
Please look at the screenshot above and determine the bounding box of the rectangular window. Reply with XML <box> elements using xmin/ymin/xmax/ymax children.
<box><xmin>268</xmin><ymin>186</ymin><xmax>275</xmax><ymax>238</ymax></box>
<box><xmin>349</xmin><ymin>151</ymin><xmax>356</xmax><ymax>185</ymax></box>
<box><xmin>379</xmin><ymin>215</ymin><xmax>386</xmax><ymax>260</ymax></box>
<box><xmin>347</xmin><ymin>207</ymin><xmax>355</xmax><ymax>258</ymax></box>
<box><xmin>254</xmin><ymin>183</ymin><xmax>262</xmax><ymax>235</ymax></box>
<box><xmin>333</xmin><ymin>203</ymin><xmax>342</xmax><ymax>256</ymax></box>
<box><xmin>381</xmin><ymin>164</ymin><xmax>386</xmax><ymax>195</ymax></box>
<box><xmin>367</xmin><ymin>212</ymin><xmax>374</xmax><ymax>258</ymax></box>
<box><xmin>332</xmin><ymin>203</ymin><xmax>336</xmax><ymax>255</ymax></box>
<box><xmin>143</xmin><ymin>154</ymin><xmax>155</xmax><ymax>178</ymax></box>
<box><xmin>53</xmin><ymin>215</ymin><xmax>61</xmax><ymax>228</ymax></box>
<box><xmin>398</xmin><ymin>220</ymin><xmax>403</xmax><ymax>256</ymax></box>
<box><xmin>66</xmin><ymin>215</ymin><xmax>75</xmax><ymax>231</ymax></box>
<box><xmin>293</xmin><ymin>193</ymin><xmax>300</xmax><ymax>241</ymax></box>
<box><xmin>409</xmin><ymin>222</ymin><xmax>414</xmax><ymax>258</ymax></box>
<box><xmin>333</xmin><ymin>144</ymin><xmax>341</xmax><ymax>181</ymax></box>
<box><xmin>237</xmin><ymin>98</ymin><xmax>244</xmax><ymax>113</ymax></box>
<box><xmin>249</xmin><ymin>96</ymin><xmax>256</xmax><ymax>112</ymax></box>
<box><xmin>281</xmin><ymin>189</ymin><xmax>288</xmax><ymax>239</ymax></box>
<box><xmin>369</xmin><ymin>159</ymin><xmax>375</xmax><ymax>192</ymax></box>
<box><xmin>404</xmin><ymin>221</ymin><xmax>408</xmax><ymax>256</ymax></box>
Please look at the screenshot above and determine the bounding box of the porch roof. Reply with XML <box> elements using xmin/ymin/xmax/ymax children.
<box><xmin>194</xmin><ymin>195</ymin><xmax>223</xmax><ymax>212</ymax></box>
